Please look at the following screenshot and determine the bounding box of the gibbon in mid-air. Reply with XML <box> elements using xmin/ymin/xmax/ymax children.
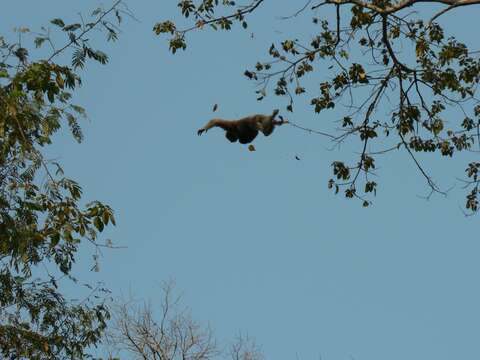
<box><xmin>197</xmin><ymin>109</ymin><xmax>287</xmax><ymax>144</ymax></box>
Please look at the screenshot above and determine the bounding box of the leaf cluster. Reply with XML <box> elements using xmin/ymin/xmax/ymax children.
<box><xmin>0</xmin><ymin>2</ymin><xmax>125</xmax><ymax>358</ymax></box>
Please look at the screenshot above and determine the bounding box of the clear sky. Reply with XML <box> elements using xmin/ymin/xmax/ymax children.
<box><xmin>2</xmin><ymin>1</ymin><xmax>480</xmax><ymax>360</ymax></box>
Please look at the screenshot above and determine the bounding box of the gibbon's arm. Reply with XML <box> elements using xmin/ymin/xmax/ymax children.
<box><xmin>197</xmin><ymin>119</ymin><xmax>233</xmax><ymax>136</ymax></box>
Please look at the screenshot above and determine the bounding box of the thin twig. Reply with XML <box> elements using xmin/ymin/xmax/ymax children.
<box><xmin>280</xmin><ymin>0</ymin><xmax>312</xmax><ymax>19</ymax></box>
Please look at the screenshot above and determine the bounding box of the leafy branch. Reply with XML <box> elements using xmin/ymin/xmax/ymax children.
<box><xmin>158</xmin><ymin>0</ymin><xmax>480</xmax><ymax>212</ymax></box>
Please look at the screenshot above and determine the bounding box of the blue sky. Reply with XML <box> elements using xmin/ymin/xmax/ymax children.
<box><xmin>2</xmin><ymin>1</ymin><xmax>480</xmax><ymax>359</ymax></box>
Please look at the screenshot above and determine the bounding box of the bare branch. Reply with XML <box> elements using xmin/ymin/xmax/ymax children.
<box><xmin>107</xmin><ymin>281</ymin><xmax>219</xmax><ymax>360</ymax></box>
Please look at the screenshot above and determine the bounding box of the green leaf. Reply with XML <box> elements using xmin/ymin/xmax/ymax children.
<box><xmin>50</xmin><ymin>18</ymin><xmax>65</xmax><ymax>28</ymax></box>
<box><xmin>94</xmin><ymin>216</ymin><xmax>104</xmax><ymax>232</ymax></box>
<box><xmin>63</xmin><ymin>23</ymin><xmax>81</xmax><ymax>32</ymax></box>
<box><xmin>34</xmin><ymin>37</ymin><xmax>46</xmax><ymax>48</ymax></box>
<box><xmin>51</xmin><ymin>233</ymin><xmax>60</xmax><ymax>247</ymax></box>
<box><xmin>102</xmin><ymin>210</ymin><xmax>109</xmax><ymax>225</ymax></box>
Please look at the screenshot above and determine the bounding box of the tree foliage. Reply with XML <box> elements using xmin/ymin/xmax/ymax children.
<box><xmin>154</xmin><ymin>0</ymin><xmax>480</xmax><ymax>213</ymax></box>
<box><xmin>0</xmin><ymin>2</ymin><xmax>129</xmax><ymax>358</ymax></box>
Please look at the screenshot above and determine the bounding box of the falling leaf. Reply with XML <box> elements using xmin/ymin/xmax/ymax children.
<box><xmin>248</xmin><ymin>144</ymin><xmax>256</xmax><ymax>152</ymax></box>
<box><xmin>212</xmin><ymin>103</ymin><xmax>218</xmax><ymax>112</ymax></box>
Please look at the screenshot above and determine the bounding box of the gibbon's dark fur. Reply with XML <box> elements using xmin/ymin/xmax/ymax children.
<box><xmin>197</xmin><ymin>109</ymin><xmax>286</xmax><ymax>144</ymax></box>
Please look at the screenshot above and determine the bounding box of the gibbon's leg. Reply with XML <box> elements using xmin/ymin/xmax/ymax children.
<box><xmin>236</xmin><ymin>121</ymin><xmax>259</xmax><ymax>144</ymax></box>
<box><xmin>257</xmin><ymin>109</ymin><xmax>280</xmax><ymax>136</ymax></box>
<box><xmin>258</xmin><ymin>117</ymin><xmax>274</xmax><ymax>136</ymax></box>
<box><xmin>225</xmin><ymin>130</ymin><xmax>238</xmax><ymax>143</ymax></box>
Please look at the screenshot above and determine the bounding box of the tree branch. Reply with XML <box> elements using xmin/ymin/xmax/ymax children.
<box><xmin>47</xmin><ymin>0</ymin><xmax>122</xmax><ymax>62</ymax></box>
<box><xmin>313</xmin><ymin>0</ymin><xmax>480</xmax><ymax>15</ymax></box>
<box><xmin>180</xmin><ymin>0</ymin><xmax>265</xmax><ymax>33</ymax></box>
<box><xmin>381</xmin><ymin>15</ymin><xmax>415</xmax><ymax>73</ymax></box>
